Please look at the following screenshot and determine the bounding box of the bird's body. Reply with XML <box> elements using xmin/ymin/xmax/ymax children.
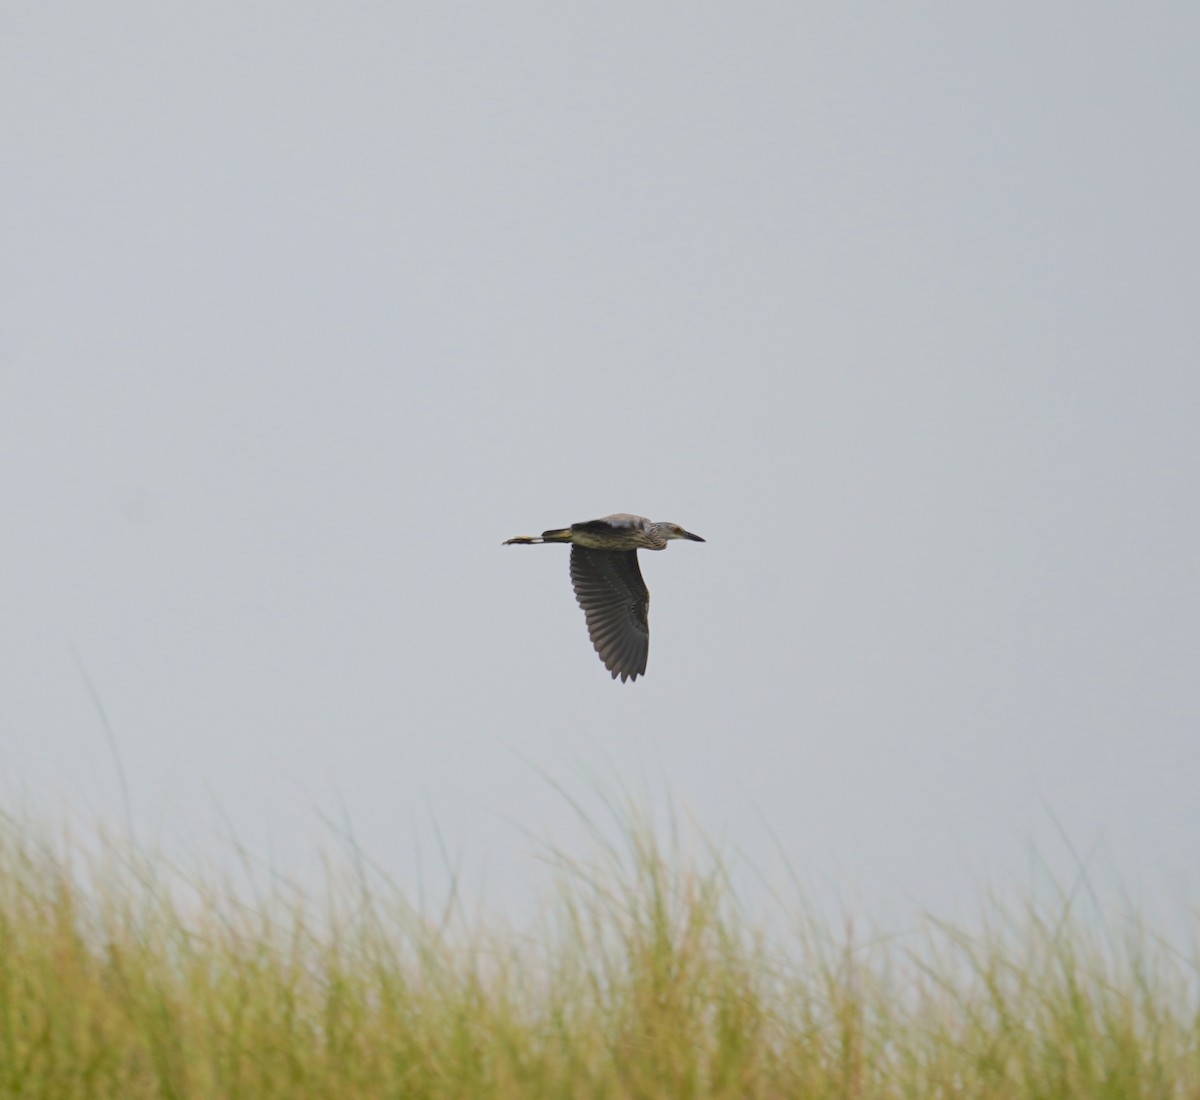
<box><xmin>553</xmin><ymin>513</ymin><xmax>677</xmax><ymax>551</ymax></box>
<box><xmin>503</xmin><ymin>514</ymin><xmax>704</xmax><ymax>682</ymax></box>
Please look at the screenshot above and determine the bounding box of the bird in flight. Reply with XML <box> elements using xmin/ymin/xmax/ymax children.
<box><xmin>503</xmin><ymin>513</ymin><xmax>705</xmax><ymax>682</ymax></box>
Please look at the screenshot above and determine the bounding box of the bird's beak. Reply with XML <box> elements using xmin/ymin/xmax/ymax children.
<box><xmin>683</xmin><ymin>530</ymin><xmax>705</xmax><ymax>542</ymax></box>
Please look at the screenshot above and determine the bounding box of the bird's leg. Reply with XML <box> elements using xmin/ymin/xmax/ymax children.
<box><xmin>503</xmin><ymin>528</ymin><xmax>574</xmax><ymax>545</ymax></box>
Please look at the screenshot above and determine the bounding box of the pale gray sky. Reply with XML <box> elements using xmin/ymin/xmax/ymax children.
<box><xmin>2</xmin><ymin>3</ymin><xmax>1197</xmax><ymax>921</ymax></box>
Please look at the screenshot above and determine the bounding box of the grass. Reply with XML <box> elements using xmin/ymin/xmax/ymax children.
<box><xmin>0</xmin><ymin>805</ymin><xmax>1197</xmax><ymax>1099</ymax></box>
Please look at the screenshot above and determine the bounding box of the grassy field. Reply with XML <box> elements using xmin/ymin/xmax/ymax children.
<box><xmin>0</xmin><ymin>806</ymin><xmax>1196</xmax><ymax>1099</ymax></box>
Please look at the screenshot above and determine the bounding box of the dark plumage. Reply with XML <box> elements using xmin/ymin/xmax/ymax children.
<box><xmin>503</xmin><ymin>513</ymin><xmax>704</xmax><ymax>682</ymax></box>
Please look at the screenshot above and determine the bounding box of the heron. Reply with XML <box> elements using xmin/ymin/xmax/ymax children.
<box><xmin>503</xmin><ymin>513</ymin><xmax>705</xmax><ymax>682</ymax></box>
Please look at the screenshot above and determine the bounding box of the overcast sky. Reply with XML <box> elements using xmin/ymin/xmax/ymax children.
<box><xmin>2</xmin><ymin>3</ymin><xmax>1197</xmax><ymax>924</ymax></box>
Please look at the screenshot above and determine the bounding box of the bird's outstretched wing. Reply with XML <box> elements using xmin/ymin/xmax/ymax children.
<box><xmin>569</xmin><ymin>547</ymin><xmax>649</xmax><ymax>682</ymax></box>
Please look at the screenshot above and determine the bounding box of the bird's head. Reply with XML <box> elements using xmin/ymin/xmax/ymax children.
<box><xmin>666</xmin><ymin>524</ymin><xmax>705</xmax><ymax>543</ymax></box>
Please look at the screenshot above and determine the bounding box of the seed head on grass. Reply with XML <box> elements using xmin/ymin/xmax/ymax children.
<box><xmin>0</xmin><ymin>807</ymin><xmax>1198</xmax><ymax>1099</ymax></box>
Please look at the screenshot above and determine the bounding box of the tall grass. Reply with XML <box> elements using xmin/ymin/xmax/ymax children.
<box><xmin>0</xmin><ymin>806</ymin><xmax>1196</xmax><ymax>1098</ymax></box>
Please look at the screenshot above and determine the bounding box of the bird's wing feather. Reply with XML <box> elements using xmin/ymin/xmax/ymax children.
<box><xmin>569</xmin><ymin>547</ymin><xmax>649</xmax><ymax>682</ymax></box>
<box><xmin>570</xmin><ymin>516</ymin><xmax>640</xmax><ymax>536</ymax></box>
